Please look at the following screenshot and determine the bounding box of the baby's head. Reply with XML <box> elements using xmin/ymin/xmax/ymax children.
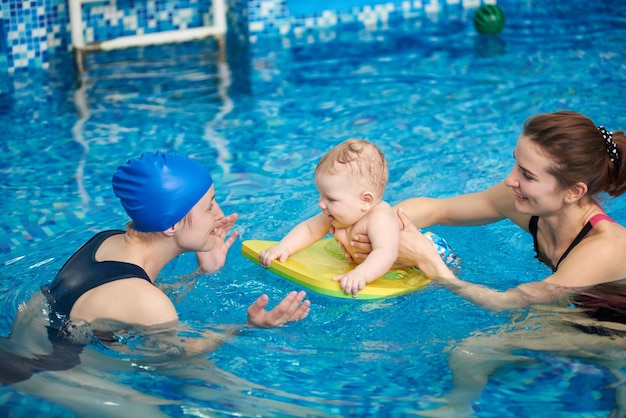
<box><xmin>316</xmin><ymin>138</ymin><xmax>388</xmax><ymax>199</ymax></box>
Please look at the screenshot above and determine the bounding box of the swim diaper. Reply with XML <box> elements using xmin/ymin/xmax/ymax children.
<box><xmin>423</xmin><ymin>231</ymin><xmax>460</xmax><ymax>267</ymax></box>
<box><xmin>112</xmin><ymin>151</ymin><xmax>213</xmax><ymax>232</ymax></box>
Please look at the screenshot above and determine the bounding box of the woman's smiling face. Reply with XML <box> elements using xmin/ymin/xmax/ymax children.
<box><xmin>504</xmin><ymin>134</ymin><xmax>569</xmax><ymax>216</ymax></box>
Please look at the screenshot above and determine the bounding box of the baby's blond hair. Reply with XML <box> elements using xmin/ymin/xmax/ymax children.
<box><xmin>316</xmin><ymin>138</ymin><xmax>388</xmax><ymax>197</ymax></box>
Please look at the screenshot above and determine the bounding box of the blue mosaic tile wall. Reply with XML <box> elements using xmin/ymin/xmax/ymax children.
<box><xmin>1</xmin><ymin>0</ymin><xmax>55</xmax><ymax>71</ymax></box>
<box><xmin>246</xmin><ymin>0</ymin><xmax>491</xmax><ymax>41</ymax></box>
<box><xmin>0</xmin><ymin>0</ymin><xmax>494</xmax><ymax>72</ymax></box>
<box><xmin>81</xmin><ymin>0</ymin><xmax>212</xmax><ymax>44</ymax></box>
<box><xmin>226</xmin><ymin>0</ymin><xmax>249</xmax><ymax>44</ymax></box>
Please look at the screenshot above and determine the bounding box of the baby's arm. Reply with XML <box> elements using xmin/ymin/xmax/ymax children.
<box><xmin>333</xmin><ymin>207</ymin><xmax>400</xmax><ymax>297</ymax></box>
<box><xmin>259</xmin><ymin>213</ymin><xmax>330</xmax><ymax>267</ymax></box>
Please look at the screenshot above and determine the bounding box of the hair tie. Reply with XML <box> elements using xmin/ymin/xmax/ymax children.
<box><xmin>598</xmin><ymin>126</ymin><xmax>621</xmax><ymax>170</ymax></box>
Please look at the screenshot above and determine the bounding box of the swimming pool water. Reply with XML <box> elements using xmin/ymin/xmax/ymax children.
<box><xmin>1</xmin><ymin>0</ymin><xmax>626</xmax><ymax>416</ymax></box>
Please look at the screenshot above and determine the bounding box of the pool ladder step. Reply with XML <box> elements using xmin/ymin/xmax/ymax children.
<box><xmin>68</xmin><ymin>0</ymin><xmax>227</xmax><ymax>52</ymax></box>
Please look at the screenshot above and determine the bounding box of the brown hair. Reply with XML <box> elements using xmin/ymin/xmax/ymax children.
<box><xmin>523</xmin><ymin>111</ymin><xmax>626</xmax><ymax>197</ymax></box>
<box><xmin>316</xmin><ymin>138</ymin><xmax>388</xmax><ymax>197</ymax></box>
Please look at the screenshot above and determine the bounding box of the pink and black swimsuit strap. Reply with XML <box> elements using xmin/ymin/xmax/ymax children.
<box><xmin>529</xmin><ymin>213</ymin><xmax>615</xmax><ymax>271</ymax></box>
<box><xmin>589</xmin><ymin>213</ymin><xmax>615</xmax><ymax>227</ymax></box>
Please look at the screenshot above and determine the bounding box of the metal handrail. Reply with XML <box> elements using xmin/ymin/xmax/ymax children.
<box><xmin>68</xmin><ymin>0</ymin><xmax>226</xmax><ymax>52</ymax></box>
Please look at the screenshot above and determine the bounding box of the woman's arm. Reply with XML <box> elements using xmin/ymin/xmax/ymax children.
<box><xmin>434</xmin><ymin>276</ymin><xmax>573</xmax><ymax>312</ymax></box>
<box><xmin>102</xmin><ymin>291</ymin><xmax>310</xmax><ymax>359</ymax></box>
<box><xmin>397</xmin><ymin>209</ymin><xmax>571</xmax><ymax>311</ymax></box>
<box><xmin>176</xmin><ymin>290</ymin><xmax>312</xmax><ymax>354</ymax></box>
<box><xmin>397</xmin><ymin>182</ymin><xmax>521</xmax><ymax>228</ymax></box>
<box><xmin>348</xmin><ymin>182</ymin><xmax>529</xmax><ymax>262</ymax></box>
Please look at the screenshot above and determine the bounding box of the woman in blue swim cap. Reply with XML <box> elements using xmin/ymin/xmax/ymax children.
<box><xmin>41</xmin><ymin>151</ymin><xmax>310</xmax><ymax>347</ymax></box>
<box><xmin>0</xmin><ymin>151</ymin><xmax>310</xmax><ymax>415</ymax></box>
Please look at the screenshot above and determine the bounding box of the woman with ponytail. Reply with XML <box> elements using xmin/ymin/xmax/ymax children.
<box><xmin>349</xmin><ymin>111</ymin><xmax>626</xmax><ymax>414</ymax></box>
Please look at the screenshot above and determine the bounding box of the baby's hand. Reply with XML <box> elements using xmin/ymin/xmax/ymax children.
<box><xmin>259</xmin><ymin>244</ymin><xmax>290</xmax><ymax>267</ymax></box>
<box><xmin>332</xmin><ymin>270</ymin><xmax>368</xmax><ymax>298</ymax></box>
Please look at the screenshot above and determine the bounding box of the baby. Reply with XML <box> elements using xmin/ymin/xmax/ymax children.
<box><xmin>259</xmin><ymin>138</ymin><xmax>399</xmax><ymax>297</ymax></box>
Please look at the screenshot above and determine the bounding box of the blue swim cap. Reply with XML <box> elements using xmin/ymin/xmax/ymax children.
<box><xmin>112</xmin><ymin>151</ymin><xmax>213</xmax><ymax>232</ymax></box>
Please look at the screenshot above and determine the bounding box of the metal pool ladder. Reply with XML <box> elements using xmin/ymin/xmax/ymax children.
<box><xmin>68</xmin><ymin>0</ymin><xmax>227</xmax><ymax>52</ymax></box>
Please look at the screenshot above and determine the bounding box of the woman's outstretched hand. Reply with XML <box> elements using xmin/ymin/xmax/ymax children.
<box><xmin>247</xmin><ymin>291</ymin><xmax>310</xmax><ymax>328</ymax></box>
<box><xmin>396</xmin><ymin>208</ymin><xmax>452</xmax><ymax>279</ymax></box>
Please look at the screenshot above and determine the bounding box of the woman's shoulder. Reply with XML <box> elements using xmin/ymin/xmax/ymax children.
<box><xmin>551</xmin><ymin>223</ymin><xmax>626</xmax><ymax>287</ymax></box>
<box><xmin>73</xmin><ymin>279</ymin><xmax>176</xmax><ymax>326</ymax></box>
<box><xmin>588</xmin><ymin>214</ymin><xmax>626</xmax><ymax>241</ymax></box>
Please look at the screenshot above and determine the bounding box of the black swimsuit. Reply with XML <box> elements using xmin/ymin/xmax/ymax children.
<box><xmin>529</xmin><ymin>214</ymin><xmax>614</xmax><ymax>272</ymax></box>
<box><xmin>42</xmin><ymin>230</ymin><xmax>152</xmax><ymax>326</ymax></box>
<box><xmin>530</xmin><ymin>214</ymin><xmax>626</xmax><ymax>335</ymax></box>
<box><xmin>1</xmin><ymin>231</ymin><xmax>153</xmax><ymax>385</ymax></box>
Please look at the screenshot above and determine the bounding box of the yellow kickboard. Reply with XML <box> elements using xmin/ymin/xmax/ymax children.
<box><xmin>242</xmin><ymin>238</ymin><xmax>431</xmax><ymax>300</ymax></box>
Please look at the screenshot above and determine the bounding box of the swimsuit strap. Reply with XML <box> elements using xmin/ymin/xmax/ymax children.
<box><xmin>554</xmin><ymin>221</ymin><xmax>593</xmax><ymax>270</ymax></box>
<box><xmin>589</xmin><ymin>213</ymin><xmax>615</xmax><ymax>227</ymax></box>
<box><xmin>529</xmin><ymin>216</ymin><xmax>539</xmax><ymax>240</ymax></box>
<box><xmin>529</xmin><ymin>214</ymin><xmax>603</xmax><ymax>271</ymax></box>
<box><xmin>42</xmin><ymin>230</ymin><xmax>153</xmax><ymax>320</ymax></box>
<box><xmin>529</xmin><ymin>216</ymin><xmax>555</xmax><ymax>270</ymax></box>
<box><xmin>529</xmin><ymin>215</ymin><xmax>541</xmax><ymax>257</ymax></box>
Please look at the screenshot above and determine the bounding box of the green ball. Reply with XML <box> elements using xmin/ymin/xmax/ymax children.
<box><xmin>473</xmin><ymin>5</ymin><xmax>506</xmax><ymax>35</ymax></box>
